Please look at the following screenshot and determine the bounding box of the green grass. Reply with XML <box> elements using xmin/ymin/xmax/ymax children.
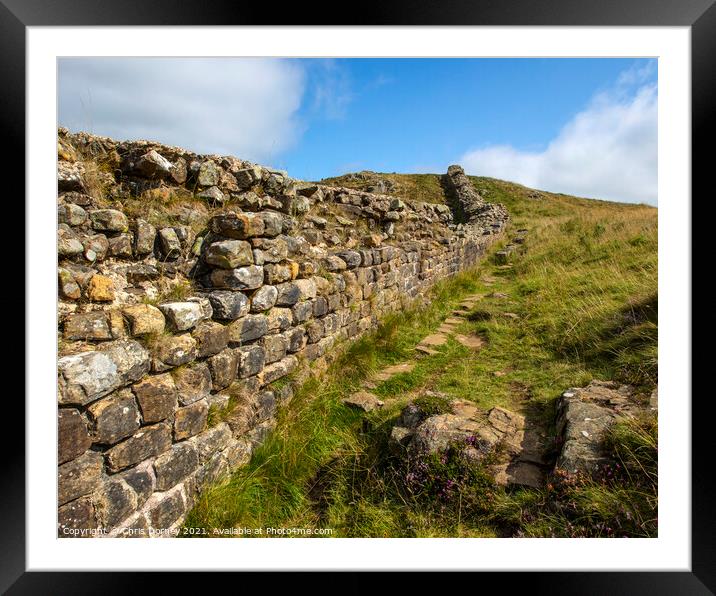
<box><xmin>183</xmin><ymin>175</ymin><xmax>658</xmax><ymax>538</ymax></box>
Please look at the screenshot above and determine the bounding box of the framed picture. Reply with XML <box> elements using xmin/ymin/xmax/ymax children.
<box><xmin>8</xmin><ymin>0</ymin><xmax>707</xmax><ymax>590</ymax></box>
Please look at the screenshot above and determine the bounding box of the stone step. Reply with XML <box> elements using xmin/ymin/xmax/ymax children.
<box><xmin>417</xmin><ymin>333</ymin><xmax>448</xmax><ymax>348</ymax></box>
<box><xmin>444</xmin><ymin>317</ymin><xmax>463</xmax><ymax>325</ymax></box>
<box><xmin>374</xmin><ymin>362</ymin><xmax>415</xmax><ymax>382</ymax></box>
<box><xmin>342</xmin><ymin>391</ymin><xmax>384</xmax><ymax>412</ymax></box>
<box><xmin>454</xmin><ymin>334</ymin><xmax>484</xmax><ymax>350</ymax></box>
<box><xmin>415</xmin><ymin>345</ymin><xmax>439</xmax><ymax>356</ymax></box>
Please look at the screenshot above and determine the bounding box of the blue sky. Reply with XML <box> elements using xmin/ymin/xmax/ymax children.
<box><xmin>59</xmin><ymin>58</ymin><xmax>657</xmax><ymax>204</ymax></box>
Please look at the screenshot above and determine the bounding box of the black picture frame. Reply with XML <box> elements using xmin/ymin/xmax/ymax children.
<box><xmin>6</xmin><ymin>0</ymin><xmax>707</xmax><ymax>591</ymax></box>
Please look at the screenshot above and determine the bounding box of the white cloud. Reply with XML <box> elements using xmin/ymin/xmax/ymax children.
<box><xmin>459</xmin><ymin>71</ymin><xmax>658</xmax><ymax>205</ymax></box>
<box><xmin>308</xmin><ymin>59</ymin><xmax>353</xmax><ymax>120</ymax></box>
<box><xmin>58</xmin><ymin>58</ymin><xmax>306</xmax><ymax>165</ymax></box>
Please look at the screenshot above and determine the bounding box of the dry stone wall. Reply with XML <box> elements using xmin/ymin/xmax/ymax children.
<box><xmin>56</xmin><ymin>129</ymin><xmax>508</xmax><ymax>537</ymax></box>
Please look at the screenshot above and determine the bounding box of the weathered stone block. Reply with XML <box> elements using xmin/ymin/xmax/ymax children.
<box><xmin>259</xmin><ymin>355</ymin><xmax>297</xmax><ymax>386</ymax></box>
<box><xmin>192</xmin><ymin>320</ymin><xmax>229</xmax><ymax>358</ymax></box>
<box><xmin>263</xmin><ymin>263</ymin><xmax>292</xmax><ymax>284</ymax></box>
<box><xmin>92</xmin><ymin>477</ymin><xmax>138</xmax><ymax>527</ymax></box>
<box><xmin>145</xmin><ymin>485</ymin><xmax>186</xmax><ymax>530</ymax></box>
<box><xmin>189</xmin><ymin>423</ymin><xmax>232</xmax><ymax>462</ymax></box>
<box><xmin>154</xmin><ymin>441</ymin><xmax>199</xmax><ymax>491</ymax></box>
<box><xmin>196</xmin><ymin>452</ymin><xmax>230</xmax><ymax>488</ymax></box>
<box><xmin>159</xmin><ymin>300</ymin><xmax>212</xmax><ymax>331</ymax></box>
<box><xmin>261</xmin><ymin>333</ymin><xmax>288</xmax><ymax>363</ymax></box>
<box><xmin>285</xmin><ymin>327</ymin><xmax>306</xmax><ymax>353</ymax></box>
<box><xmin>313</xmin><ymin>296</ymin><xmax>328</xmax><ymax>317</ymax></box>
<box><xmin>58</xmin><ymin>227</ymin><xmax>84</xmax><ymax>258</ymax></box>
<box><xmin>58</xmin><ymin>409</ymin><xmax>92</xmax><ymax>464</ymax></box>
<box><xmin>225</xmin><ymin>438</ymin><xmax>253</xmax><ymax>470</ymax></box>
<box><xmin>58</xmin><ymin>451</ymin><xmax>104</xmax><ymax>506</ymax></box>
<box><xmin>207</xmin><ymin>290</ymin><xmax>249</xmax><ymax>321</ymax></box>
<box><xmin>150</xmin><ymin>334</ymin><xmax>198</xmax><ymax>371</ymax></box>
<box><xmin>108</xmin><ymin>233</ymin><xmax>134</xmax><ymax>258</ymax></box>
<box><xmin>207</xmin><ymin>348</ymin><xmax>239</xmax><ymax>391</ymax></box>
<box><xmin>250</xmin><ymin>285</ymin><xmax>278</xmax><ymax>312</ymax></box>
<box><xmin>197</xmin><ymin>160</ymin><xmax>220</xmax><ymax>187</ymax></box>
<box><xmin>210</xmin><ymin>265</ymin><xmax>264</xmax><ymax>290</ymax></box>
<box><xmin>197</xmin><ymin>185</ymin><xmax>225</xmax><ymax>204</ymax></box>
<box><xmin>122</xmin><ymin>304</ymin><xmax>165</xmax><ymax>337</ymax></box>
<box><xmin>292</xmin><ymin>301</ymin><xmax>313</xmax><ymax>324</ymax></box>
<box><xmin>133</xmin><ymin>219</ymin><xmax>156</xmax><ymax>256</ymax></box>
<box><xmin>132</xmin><ymin>373</ymin><xmax>177</xmax><ymax>424</ymax></box>
<box><xmin>90</xmin><ymin>209</ymin><xmax>128</xmax><ymax>233</ymax></box>
<box><xmin>275</xmin><ymin>281</ymin><xmax>301</xmax><ymax>306</ymax></box>
<box><xmin>336</xmin><ymin>251</ymin><xmax>362</xmax><ymax>269</ymax></box>
<box><xmin>120</xmin><ymin>461</ymin><xmax>156</xmax><ymax>507</ymax></box>
<box><xmin>323</xmin><ymin>255</ymin><xmax>347</xmax><ymax>271</ymax></box>
<box><xmin>261</xmin><ymin>211</ymin><xmax>283</xmax><ymax>237</ymax></box>
<box><xmin>83</xmin><ymin>234</ymin><xmax>109</xmax><ymax>263</ymax></box>
<box><xmin>158</xmin><ymin>227</ymin><xmax>181</xmax><ymax>259</ymax></box>
<box><xmin>58</xmin><ymin>268</ymin><xmax>81</xmax><ymax>300</ymax></box>
<box><xmin>63</xmin><ymin>312</ymin><xmax>115</xmax><ymax>341</ymax></box>
<box><xmin>228</xmin><ymin>314</ymin><xmax>268</xmax><ymax>343</ymax></box>
<box><xmin>266</xmin><ymin>307</ymin><xmax>293</xmax><ymax>332</ymax></box>
<box><xmin>210</xmin><ymin>212</ymin><xmax>265</xmax><ymax>239</ymax></box>
<box><xmin>58</xmin><ymin>339</ymin><xmax>150</xmax><ymax>406</ymax></box>
<box><xmin>293</xmin><ymin>278</ymin><xmax>317</xmax><ymax>300</ymax></box>
<box><xmin>105</xmin><ymin>423</ymin><xmax>172</xmax><ymax>473</ymax></box>
<box><xmin>233</xmin><ymin>166</ymin><xmax>262</xmax><ymax>189</ymax></box>
<box><xmin>256</xmin><ymin>390</ymin><xmax>277</xmax><ymax>420</ymax></box>
<box><xmin>58</xmin><ymin>496</ymin><xmax>98</xmax><ymax>536</ymax></box>
<box><xmin>275</xmin><ymin>383</ymin><xmax>294</xmax><ymax>405</ymax></box>
<box><xmin>87</xmin><ymin>389</ymin><xmax>141</xmax><ymax>445</ymax></box>
<box><xmin>172</xmin><ymin>362</ymin><xmax>212</xmax><ymax>406</ymax></box>
<box><xmin>204</xmin><ymin>239</ymin><xmax>253</xmax><ymax>269</ymax></box>
<box><xmin>237</xmin><ymin>344</ymin><xmax>266</xmax><ymax>378</ymax></box>
<box><xmin>58</xmin><ymin>203</ymin><xmax>88</xmax><ymax>227</ymax></box>
<box><xmin>306</xmin><ymin>319</ymin><xmax>324</xmax><ymax>344</ymax></box>
<box><xmin>126</xmin><ymin>263</ymin><xmax>160</xmax><ymax>284</ymax></box>
<box><xmin>87</xmin><ymin>274</ymin><xmax>114</xmax><ymax>302</ymax></box>
<box><xmin>174</xmin><ymin>399</ymin><xmax>209</xmax><ymax>440</ymax></box>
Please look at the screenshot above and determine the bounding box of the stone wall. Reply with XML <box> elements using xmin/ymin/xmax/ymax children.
<box><xmin>56</xmin><ymin>129</ymin><xmax>508</xmax><ymax>537</ymax></box>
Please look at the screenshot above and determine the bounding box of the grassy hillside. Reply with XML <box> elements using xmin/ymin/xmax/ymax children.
<box><xmin>184</xmin><ymin>174</ymin><xmax>657</xmax><ymax>538</ymax></box>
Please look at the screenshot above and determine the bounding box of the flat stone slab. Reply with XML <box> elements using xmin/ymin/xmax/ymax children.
<box><xmin>492</xmin><ymin>461</ymin><xmax>544</xmax><ymax>489</ymax></box>
<box><xmin>342</xmin><ymin>391</ymin><xmax>384</xmax><ymax>412</ymax></box>
<box><xmin>437</xmin><ymin>324</ymin><xmax>457</xmax><ymax>333</ymax></box>
<box><xmin>452</xmin><ymin>310</ymin><xmax>468</xmax><ymax>317</ymax></box>
<box><xmin>375</xmin><ymin>362</ymin><xmax>415</xmax><ymax>381</ymax></box>
<box><xmin>415</xmin><ymin>345</ymin><xmax>439</xmax><ymax>356</ymax></box>
<box><xmin>555</xmin><ymin>380</ymin><xmax>638</xmax><ymax>474</ymax></box>
<box><xmin>454</xmin><ymin>334</ymin><xmax>485</xmax><ymax>350</ymax></box>
<box><xmin>417</xmin><ymin>333</ymin><xmax>448</xmax><ymax>347</ymax></box>
<box><xmin>444</xmin><ymin>317</ymin><xmax>463</xmax><ymax>325</ymax></box>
